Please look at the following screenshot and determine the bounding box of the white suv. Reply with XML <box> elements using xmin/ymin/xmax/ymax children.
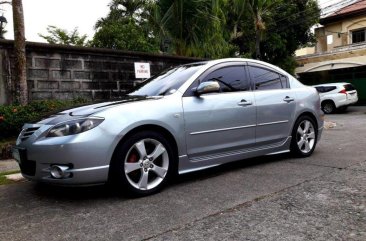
<box><xmin>313</xmin><ymin>82</ymin><xmax>358</xmax><ymax>114</ymax></box>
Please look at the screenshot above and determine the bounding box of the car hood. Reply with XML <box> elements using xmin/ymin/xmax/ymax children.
<box><xmin>37</xmin><ymin>96</ymin><xmax>161</xmax><ymax>125</ymax></box>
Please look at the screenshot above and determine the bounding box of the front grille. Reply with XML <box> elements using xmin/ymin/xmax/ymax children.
<box><xmin>19</xmin><ymin>127</ymin><xmax>40</xmax><ymax>142</ymax></box>
<box><xmin>20</xmin><ymin>159</ymin><xmax>36</xmax><ymax>176</ymax></box>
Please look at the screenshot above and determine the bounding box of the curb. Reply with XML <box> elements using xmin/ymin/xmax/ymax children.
<box><xmin>5</xmin><ymin>173</ymin><xmax>24</xmax><ymax>182</ymax></box>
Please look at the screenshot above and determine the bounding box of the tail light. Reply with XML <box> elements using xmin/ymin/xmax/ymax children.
<box><xmin>339</xmin><ymin>89</ymin><xmax>347</xmax><ymax>94</ymax></box>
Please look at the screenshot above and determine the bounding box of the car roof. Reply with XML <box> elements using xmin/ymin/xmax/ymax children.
<box><xmin>188</xmin><ymin>58</ymin><xmax>289</xmax><ymax>76</ymax></box>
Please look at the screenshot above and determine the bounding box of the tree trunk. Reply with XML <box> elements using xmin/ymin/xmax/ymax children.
<box><xmin>12</xmin><ymin>0</ymin><xmax>27</xmax><ymax>105</ymax></box>
<box><xmin>255</xmin><ymin>28</ymin><xmax>261</xmax><ymax>60</ymax></box>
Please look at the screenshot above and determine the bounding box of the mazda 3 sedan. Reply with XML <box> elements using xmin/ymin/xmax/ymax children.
<box><xmin>13</xmin><ymin>58</ymin><xmax>323</xmax><ymax>195</ymax></box>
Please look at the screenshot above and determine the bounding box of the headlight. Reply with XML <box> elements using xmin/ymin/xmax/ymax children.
<box><xmin>46</xmin><ymin>117</ymin><xmax>104</xmax><ymax>137</ymax></box>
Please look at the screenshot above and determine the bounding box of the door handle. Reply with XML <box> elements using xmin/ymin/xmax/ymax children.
<box><xmin>238</xmin><ymin>99</ymin><xmax>253</xmax><ymax>106</ymax></box>
<box><xmin>283</xmin><ymin>96</ymin><xmax>295</xmax><ymax>103</ymax></box>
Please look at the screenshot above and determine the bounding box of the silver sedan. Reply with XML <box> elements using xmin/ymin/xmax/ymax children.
<box><xmin>13</xmin><ymin>58</ymin><xmax>324</xmax><ymax>196</ymax></box>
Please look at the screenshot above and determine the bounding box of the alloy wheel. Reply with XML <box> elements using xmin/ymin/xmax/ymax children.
<box><xmin>124</xmin><ymin>138</ymin><xmax>169</xmax><ymax>191</ymax></box>
<box><xmin>296</xmin><ymin>120</ymin><xmax>316</xmax><ymax>154</ymax></box>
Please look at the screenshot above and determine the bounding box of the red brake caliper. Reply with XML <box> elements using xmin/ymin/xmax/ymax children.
<box><xmin>128</xmin><ymin>153</ymin><xmax>138</xmax><ymax>163</ymax></box>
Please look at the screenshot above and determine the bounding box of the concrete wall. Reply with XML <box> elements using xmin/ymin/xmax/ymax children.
<box><xmin>0</xmin><ymin>40</ymin><xmax>203</xmax><ymax>104</ymax></box>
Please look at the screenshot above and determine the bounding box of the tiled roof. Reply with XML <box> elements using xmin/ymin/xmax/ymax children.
<box><xmin>328</xmin><ymin>0</ymin><xmax>366</xmax><ymax>17</ymax></box>
<box><xmin>320</xmin><ymin>0</ymin><xmax>366</xmax><ymax>24</ymax></box>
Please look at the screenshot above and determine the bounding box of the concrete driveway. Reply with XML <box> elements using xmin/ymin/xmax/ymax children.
<box><xmin>1</xmin><ymin>107</ymin><xmax>365</xmax><ymax>241</ymax></box>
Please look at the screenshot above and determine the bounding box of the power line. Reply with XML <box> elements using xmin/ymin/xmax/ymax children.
<box><xmin>273</xmin><ymin>0</ymin><xmax>361</xmax><ymax>26</ymax></box>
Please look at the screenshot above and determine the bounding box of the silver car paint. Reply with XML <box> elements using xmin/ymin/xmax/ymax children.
<box><xmin>14</xmin><ymin>58</ymin><xmax>324</xmax><ymax>185</ymax></box>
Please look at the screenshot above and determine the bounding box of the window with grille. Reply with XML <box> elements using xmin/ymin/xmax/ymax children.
<box><xmin>352</xmin><ymin>29</ymin><xmax>366</xmax><ymax>44</ymax></box>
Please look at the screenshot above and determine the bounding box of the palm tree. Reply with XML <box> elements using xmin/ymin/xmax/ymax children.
<box><xmin>157</xmin><ymin>0</ymin><xmax>231</xmax><ymax>58</ymax></box>
<box><xmin>228</xmin><ymin>0</ymin><xmax>248</xmax><ymax>39</ymax></box>
<box><xmin>247</xmin><ymin>0</ymin><xmax>277</xmax><ymax>60</ymax></box>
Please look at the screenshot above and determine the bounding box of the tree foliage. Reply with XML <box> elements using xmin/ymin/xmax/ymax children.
<box><xmin>91</xmin><ymin>0</ymin><xmax>159</xmax><ymax>52</ymax></box>
<box><xmin>39</xmin><ymin>25</ymin><xmax>88</xmax><ymax>46</ymax></box>
<box><xmin>156</xmin><ymin>0</ymin><xmax>234</xmax><ymax>58</ymax></box>
<box><xmin>228</xmin><ymin>0</ymin><xmax>320</xmax><ymax>72</ymax></box>
<box><xmin>90</xmin><ymin>0</ymin><xmax>320</xmax><ymax>73</ymax></box>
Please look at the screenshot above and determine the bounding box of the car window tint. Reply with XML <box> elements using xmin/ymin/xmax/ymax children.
<box><xmin>315</xmin><ymin>87</ymin><xmax>324</xmax><ymax>93</ymax></box>
<box><xmin>248</xmin><ymin>66</ymin><xmax>282</xmax><ymax>90</ymax></box>
<box><xmin>202</xmin><ymin>66</ymin><xmax>249</xmax><ymax>92</ymax></box>
<box><xmin>280</xmin><ymin>75</ymin><xmax>289</xmax><ymax>88</ymax></box>
<box><xmin>316</xmin><ymin>86</ymin><xmax>336</xmax><ymax>93</ymax></box>
<box><xmin>325</xmin><ymin>86</ymin><xmax>336</xmax><ymax>92</ymax></box>
<box><xmin>344</xmin><ymin>84</ymin><xmax>355</xmax><ymax>91</ymax></box>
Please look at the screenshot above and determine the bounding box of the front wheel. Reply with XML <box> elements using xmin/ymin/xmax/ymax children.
<box><xmin>290</xmin><ymin>116</ymin><xmax>318</xmax><ymax>157</ymax></box>
<box><xmin>110</xmin><ymin>131</ymin><xmax>175</xmax><ymax>196</ymax></box>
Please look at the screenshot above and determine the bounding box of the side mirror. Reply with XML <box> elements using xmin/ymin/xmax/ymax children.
<box><xmin>193</xmin><ymin>81</ymin><xmax>220</xmax><ymax>96</ymax></box>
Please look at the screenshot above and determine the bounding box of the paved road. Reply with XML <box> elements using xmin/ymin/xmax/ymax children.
<box><xmin>1</xmin><ymin>107</ymin><xmax>365</xmax><ymax>241</ymax></box>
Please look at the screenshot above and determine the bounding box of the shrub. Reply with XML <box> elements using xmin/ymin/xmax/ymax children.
<box><xmin>0</xmin><ymin>99</ymin><xmax>88</xmax><ymax>140</ymax></box>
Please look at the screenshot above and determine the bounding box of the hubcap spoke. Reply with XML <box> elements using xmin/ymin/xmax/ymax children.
<box><xmin>138</xmin><ymin>171</ymin><xmax>149</xmax><ymax>190</ymax></box>
<box><xmin>150</xmin><ymin>144</ymin><xmax>166</xmax><ymax>161</ymax></box>
<box><xmin>297</xmin><ymin>139</ymin><xmax>305</xmax><ymax>149</ymax></box>
<box><xmin>304</xmin><ymin>141</ymin><xmax>311</xmax><ymax>152</ymax></box>
<box><xmin>125</xmin><ymin>162</ymin><xmax>141</xmax><ymax>174</ymax></box>
<box><xmin>135</xmin><ymin>141</ymin><xmax>147</xmax><ymax>158</ymax></box>
<box><xmin>308</xmin><ymin>132</ymin><xmax>315</xmax><ymax>139</ymax></box>
<box><xmin>297</xmin><ymin>127</ymin><xmax>304</xmax><ymax>135</ymax></box>
<box><xmin>152</xmin><ymin>165</ymin><xmax>167</xmax><ymax>178</ymax></box>
<box><xmin>304</xmin><ymin>121</ymin><xmax>310</xmax><ymax>132</ymax></box>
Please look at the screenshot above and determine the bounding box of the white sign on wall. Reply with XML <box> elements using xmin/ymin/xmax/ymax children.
<box><xmin>134</xmin><ymin>62</ymin><xmax>151</xmax><ymax>79</ymax></box>
<box><xmin>327</xmin><ymin>35</ymin><xmax>333</xmax><ymax>45</ymax></box>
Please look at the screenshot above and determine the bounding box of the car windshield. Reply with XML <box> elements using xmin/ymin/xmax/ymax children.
<box><xmin>128</xmin><ymin>63</ymin><xmax>206</xmax><ymax>96</ymax></box>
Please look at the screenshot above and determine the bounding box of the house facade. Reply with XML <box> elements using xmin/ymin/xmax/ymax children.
<box><xmin>296</xmin><ymin>0</ymin><xmax>366</xmax><ymax>103</ymax></box>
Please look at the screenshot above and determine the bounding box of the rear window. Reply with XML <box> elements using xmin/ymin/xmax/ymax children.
<box><xmin>315</xmin><ymin>86</ymin><xmax>336</xmax><ymax>93</ymax></box>
<box><xmin>344</xmin><ymin>84</ymin><xmax>356</xmax><ymax>91</ymax></box>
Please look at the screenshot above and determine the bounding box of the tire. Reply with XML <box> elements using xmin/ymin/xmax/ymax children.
<box><xmin>290</xmin><ymin>116</ymin><xmax>318</xmax><ymax>157</ymax></box>
<box><xmin>110</xmin><ymin>131</ymin><xmax>175</xmax><ymax>196</ymax></box>
<box><xmin>322</xmin><ymin>101</ymin><xmax>335</xmax><ymax>114</ymax></box>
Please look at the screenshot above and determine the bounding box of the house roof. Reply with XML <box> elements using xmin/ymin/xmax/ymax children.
<box><xmin>320</xmin><ymin>0</ymin><xmax>366</xmax><ymax>25</ymax></box>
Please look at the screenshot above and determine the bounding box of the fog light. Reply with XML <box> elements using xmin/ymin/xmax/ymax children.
<box><xmin>50</xmin><ymin>165</ymin><xmax>70</xmax><ymax>179</ymax></box>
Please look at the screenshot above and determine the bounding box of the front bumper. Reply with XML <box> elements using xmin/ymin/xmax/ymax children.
<box><xmin>13</xmin><ymin>124</ymin><xmax>117</xmax><ymax>185</ymax></box>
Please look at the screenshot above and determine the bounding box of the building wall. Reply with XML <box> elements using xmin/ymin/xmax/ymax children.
<box><xmin>0</xmin><ymin>40</ymin><xmax>203</xmax><ymax>104</ymax></box>
<box><xmin>315</xmin><ymin>15</ymin><xmax>366</xmax><ymax>52</ymax></box>
<box><xmin>295</xmin><ymin>47</ymin><xmax>315</xmax><ymax>57</ymax></box>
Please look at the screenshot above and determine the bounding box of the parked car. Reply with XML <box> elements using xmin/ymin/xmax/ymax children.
<box><xmin>13</xmin><ymin>58</ymin><xmax>324</xmax><ymax>196</ymax></box>
<box><xmin>313</xmin><ymin>82</ymin><xmax>358</xmax><ymax>114</ymax></box>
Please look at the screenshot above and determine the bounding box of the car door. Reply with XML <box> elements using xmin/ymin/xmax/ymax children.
<box><xmin>248</xmin><ymin>65</ymin><xmax>296</xmax><ymax>147</ymax></box>
<box><xmin>182</xmin><ymin>64</ymin><xmax>256</xmax><ymax>161</ymax></box>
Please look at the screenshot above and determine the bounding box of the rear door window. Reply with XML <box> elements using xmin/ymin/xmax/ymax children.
<box><xmin>248</xmin><ymin>66</ymin><xmax>283</xmax><ymax>90</ymax></box>
<box><xmin>315</xmin><ymin>86</ymin><xmax>336</xmax><ymax>93</ymax></box>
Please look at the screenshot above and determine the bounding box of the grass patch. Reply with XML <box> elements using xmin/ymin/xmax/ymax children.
<box><xmin>0</xmin><ymin>170</ymin><xmax>21</xmax><ymax>185</ymax></box>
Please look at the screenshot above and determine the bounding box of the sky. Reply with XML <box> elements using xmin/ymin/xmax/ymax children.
<box><xmin>0</xmin><ymin>0</ymin><xmax>343</xmax><ymax>43</ymax></box>
<box><xmin>1</xmin><ymin>0</ymin><xmax>110</xmax><ymax>42</ymax></box>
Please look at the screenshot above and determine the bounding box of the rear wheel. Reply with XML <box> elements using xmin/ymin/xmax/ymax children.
<box><xmin>291</xmin><ymin>116</ymin><xmax>317</xmax><ymax>157</ymax></box>
<box><xmin>110</xmin><ymin>131</ymin><xmax>175</xmax><ymax>196</ymax></box>
<box><xmin>322</xmin><ymin>101</ymin><xmax>335</xmax><ymax>114</ymax></box>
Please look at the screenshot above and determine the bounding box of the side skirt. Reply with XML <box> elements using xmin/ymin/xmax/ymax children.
<box><xmin>178</xmin><ymin>137</ymin><xmax>292</xmax><ymax>175</ymax></box>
